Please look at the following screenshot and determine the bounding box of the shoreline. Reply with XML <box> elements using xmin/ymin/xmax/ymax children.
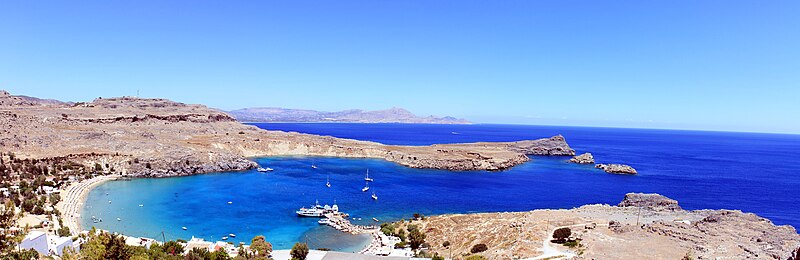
<box><xmin>56</xmin><ymin>174</ymin><xmax>122</xmax><ymax>235</ymax></box>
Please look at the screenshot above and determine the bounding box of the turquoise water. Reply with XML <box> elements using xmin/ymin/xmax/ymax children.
<box><xmin>82</xmin><ymin>124</ymin><xmax>800</xmax><ymax>251</ymax></box>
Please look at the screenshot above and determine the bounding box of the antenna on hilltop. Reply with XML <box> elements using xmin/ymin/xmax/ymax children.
<box><xmin>136</xmin><ymin>89</ymin><xmax>140</xmax><ymax>97</ymax></box>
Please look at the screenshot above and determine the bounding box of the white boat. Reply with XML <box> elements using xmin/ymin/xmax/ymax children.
<box><xmin>296</xmin><ymin>200</ymin><xmax>325</xmax><ymax>217</ymax></box>
<box><xmin>117</xmin><ymin>218</ymin><xmax>121</xmax><ymax>221</ymax></box>
<box><xmin>371</xmin><ymin>192</ymin><xmax>378</xmax><ymax>200</ymax></box>
<box><xmin>326</xmin><ymin>175</ymin><xmax>331</xmax><ymax>188</ymax></box>
<box><xmin>373</xmin><ymin>218</ymin><xmax>380</xmax><ymax>222</ymax></box>
<box><xmin>222</xmin><ymin>236</ymin><xmax>228</xmax><ymax>240</ymax></box>
<box><xmin>227</xmin><ymin>201</ymin><xmax>233</xmax><ymax>204</ymax></box>
<box><xmin>318</xmin><ymin>218</ymin><xmax>330</xmax><ymax>225</ymax></box>
<box><xmin>257</xmin><ymin>167</ymin><xmax>273</xmax><ymax>172</ymax></box>
<box><xmin>362</xmin><ymin>181</ymin><xmax>369</xmax><ymax>192</ymax></box>
<box><xmin>364</xmin><ymin>169</ymin><xmax>373</xmax><ymax>182</ymax></box>
<box><xmin>182</xmin><ymin>227</ymin><xmax>187</xmax><ymax>230</ymax></box>
<box><xmin>108</xmin><ymin>200</ymin><xmax>112</xmax><ymax>204</ymax></box>
<box><xmin>139</xmin><ymin>204</ymin><xmax>144</xmax><ymax>207</ymax></box>
<box><xmin>229</xmin><ymin>233</ymin><xmax>236</xmax><ymax>238</ymax></box>
<box><xmin>311</xmin><ymin>165</ymin><xmax>318</xmax><ymax>169</ymax></box>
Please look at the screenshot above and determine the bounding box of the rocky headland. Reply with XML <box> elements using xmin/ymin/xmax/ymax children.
<box><xmin>0</xmin><ymin>90</ymin><xmax>574</xmax><ymax>177</ymax></box>
<box><xmin>397</xmin><ymin>193</ymin><xmax>800</xmax><ymax>259</ymax></box>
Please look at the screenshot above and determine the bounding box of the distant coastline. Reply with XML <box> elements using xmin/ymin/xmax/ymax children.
<box><xmin>227</xmin><ymin>106</ymin><xmax>471</xmax><ymax>124</ymax></box>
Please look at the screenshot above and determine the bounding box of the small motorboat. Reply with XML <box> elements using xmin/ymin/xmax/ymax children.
<box><xmin>108</xmin><ymin>200</ymin><xmax>112</xmax><ymax>204</ymax></box>
<box><xmin>362</xmin><ymin>181</ymin><xmax>369</xmax><ymax>192</ymax></box>
<box><xmin>326</xmin><ymin>175</ymin><xmax>331</xmax><ymax>188</ymax></box>
<box><xmin>182</xmin><ymin>227</ymin><xmax>187</xmax><ymax>230</ymax></box>
<box><xmin>139</xmin><ymin>204</ymin><xmax>144</xmax><ymax>207</ymax></box>
<box><xmin>117</xmin><ymin>218</ymin><xmax>121</xmax><ymax>221</ymax></box>
<box><xmin>257</xmin><ymin>167</ymin><xmax>273</xmax><ymax>172</ymax></box>
<box><xmin>373</xmin><ymin>218</ymin><xmax>380</xmax><ymax>222</ymax></box>
<box><xmin>229</xmin><ymin>233</ymin><xmax>236</xmax><ymax>238</ymax></box>
<box><xmin>222</xmin><ymin>236</ymin><xmax>228</xmax><ymax>240</ymax></box>
<box><xmin>318</xmin><ymin>218</ymin><xmax>330</xmax><ymax>225</ymax></box>
<box><xmin>227</xmin><ymin>201</ymin><xmax>233</xmax><ymax>205</ymax></box>
<box><xmin>371</xmin><ymin>192</ymin><xmax>378</xmax><ymax>200</ymax></box>
<box><xmin>311</xmin><ymin>165</ymin><xmax>318</xmax><ymax>169</ymax></box>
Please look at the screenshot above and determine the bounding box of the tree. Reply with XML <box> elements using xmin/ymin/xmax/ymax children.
<box><xmin>250</xmin><ymin>235</ymin><xmax>273</xmax><ymax>257</ymax></box>
<box><xmin>470</xmin><ymin>243</ymin><xmax>488</xmax><ymax>254</ymax></box>
<box><xmin>57</xmin><ymin>225</ymin><xmax>71</xmax><ymax>237</ymax></box>
<box><xmin>210</xmin><ymin>249</ymin><xmax>231</xmax><ymax>260</ymax></box>
<box><xmin>465</xmin><ymin>255</ymin><xmax>487</xmax><ymax>260</ymax></box>
<box><xmin>431</xmin><ymin>254</ymin><xmax>445</xmax><ymax>260</ymax></box>
<box><xmin>408</xmin><ymin>227</ymin><xmax>426</xmax><ymax>250</ymax></box>
<box><xmin>162</xmin><ymin>240</ymin><xmax>184</xmax><ymax>256</ymax></box>
<box><xmin>290</xmin><ymin>242</ymin><xmax>309</xmax><ymax>260</ymax></box>
<box><xmin>552</xmin><ymin>227</ymin><xmax>572</xmax><ymax>242</ymax></box>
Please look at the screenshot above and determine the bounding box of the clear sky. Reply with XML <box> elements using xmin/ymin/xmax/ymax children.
<box><xmin>1</xmin><ymin>1</ymin><xmax>798</xmax><ymax>134</ymax></box>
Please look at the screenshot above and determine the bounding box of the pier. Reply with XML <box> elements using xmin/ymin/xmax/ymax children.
<box><xmin>322</xmin><ymin>213</ymin><xmax>378</xmax><ymax>235</ymax></box>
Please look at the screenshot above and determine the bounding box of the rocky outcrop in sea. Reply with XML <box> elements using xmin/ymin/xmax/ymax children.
<box><xmin>596</xmin><ymin>163</ymin><xmax>638</xmax><ymax>174</ymax></box>
<box><xmin>617</xmin><ymin>193</ymin><xmax>681</xmax><ymax>211</ymax></box>
<box><xmin>569</xmin><ymin>153</ymin><xmax>595</xmax><ymax>164</ymax></box>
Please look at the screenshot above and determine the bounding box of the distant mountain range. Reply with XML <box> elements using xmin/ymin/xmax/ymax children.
<box><xmin>228</xmin><ymin>107</ymin><xmax>471</xmax><ymax>124</ymax></box>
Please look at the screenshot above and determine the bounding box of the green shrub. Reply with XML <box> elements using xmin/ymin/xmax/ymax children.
<box><xmin>466</xmin><ymin>255</ymin><xmax>487</xmax><ymax>260</ymax></box>
<box><xmin>291</xmin><ymin>242</ymin><xmax>309</xmax><ymax>260</ymax></box>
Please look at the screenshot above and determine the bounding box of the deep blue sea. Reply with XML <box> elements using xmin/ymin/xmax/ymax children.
<box><xmin>82</xmin><ymin>123</ymin><xmax>800</xmax><ymax>251</ymax></box>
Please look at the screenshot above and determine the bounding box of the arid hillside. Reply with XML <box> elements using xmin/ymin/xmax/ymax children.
<box><xmin>0</xmin><ymin>90</ymin><xmax>574</xmax><ymax>178</ymax></box>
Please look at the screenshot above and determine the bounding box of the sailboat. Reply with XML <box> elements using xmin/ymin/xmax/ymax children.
<box><xmin>364</xmin><ymin>169</ymin><xmax>373</xmax><ymax>182</ymax></box>
<box><xmin>326</xmin><ymin>175</ymin><xmax>331</xmax><ymax>188</ymax></box>
<box><xmin>361</xmin><ymin>181</ymin><xmax>369</xmax><ymax>192</ymax></box>
<box><xmin>371</xmin><ymin>191</ymin><xmax>378</xmax><ymax>200</ymax></box>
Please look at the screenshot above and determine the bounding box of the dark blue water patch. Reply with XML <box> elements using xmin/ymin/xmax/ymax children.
<box><xmin>82</xmin><ymin>123</ymin><xmax>800</xmax><ymax>251</ymax></box>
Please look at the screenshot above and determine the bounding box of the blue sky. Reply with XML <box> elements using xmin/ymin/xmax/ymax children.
<box><xmin>1</xmin><ymin>1</ymin><xmax>798</xmax><ymax>133</ymax></box>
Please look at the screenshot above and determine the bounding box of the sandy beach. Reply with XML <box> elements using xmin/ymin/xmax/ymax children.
<box><xmin>56</xmin><ymin>174</ymin><xmax>121</xmax><ymax>235</ymax></box>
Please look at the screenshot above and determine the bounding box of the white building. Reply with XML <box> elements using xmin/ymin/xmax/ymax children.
<box><xmin>18</xmin><ymin>231</ymin><xmax>80</xmax><ymax>256</ymax></box>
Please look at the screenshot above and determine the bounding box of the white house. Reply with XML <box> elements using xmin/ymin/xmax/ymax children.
<box><xmin>19</xmin><ymin>231</ymin><xmax>48</xmax><ymax>255</ymax></box>
<box><xmin>0</xmin><ymin>187</ymin><xmax>8</xmax><ymax>197</ymax></box>
<box><xmin>18</xmin><ymin>231</ymin><xmax>79</xmax><ymax>256</ymax></box>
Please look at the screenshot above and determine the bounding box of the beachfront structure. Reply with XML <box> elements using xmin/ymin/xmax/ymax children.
<box><xmin>185</xmin><ymin>237</ymin><xmax>240</xmax><ymax>256</ymax></box>
<box><xmin>18</xmin><ymin>231</ymin><xmax>80</xmax><ymax>256</ymax></box>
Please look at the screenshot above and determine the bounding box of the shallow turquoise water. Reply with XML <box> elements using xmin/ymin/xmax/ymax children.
<box><xmin>82</xmin><ymin>124</ymin><xmax>800</xmax><ymax>251</ymax></box>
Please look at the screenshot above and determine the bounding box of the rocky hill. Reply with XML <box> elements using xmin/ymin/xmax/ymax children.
<box><xmin>403</xmin><ymin>193</ymin><xmax>800</xmax><ymax>259</ymax></box>
<box><xmin>228</xmin><ymin>106</ymin><xmax>471</xmax><ymax>124</ymax></box>
<box><xmin>0</xmin><ymin>91</ymin><xmax>571</xmax><ymax>178</ymax></box>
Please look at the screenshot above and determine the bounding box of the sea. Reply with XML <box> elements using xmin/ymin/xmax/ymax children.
<box><xmin>81</xmin><ymin>123</ymin><xmax>800</xmax><ymax>251</ymax></box>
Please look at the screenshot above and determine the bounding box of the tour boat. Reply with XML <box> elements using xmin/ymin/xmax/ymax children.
<box><xmin>296</xmin><ymin>200</ymin><xmax>325</xmax><ymax>217</ymax></box>
<box><xmin>182</xmin><ymin>227</ymin><xmax>187</xmax><ymax>230</ymax></box>
<box><xmin>364</xmin><ymin>169</ymin><xmax>373</xmax><ymax>182</ymax></box>
<box><xmin>371</xmin><ymin>192</ymin><xmax>378</xmax><ymax>200</ymax></box>
<box><xmin>362</xmin><ymin>181</ymin><xmax>369</xmax><ymax>192</ymax></box>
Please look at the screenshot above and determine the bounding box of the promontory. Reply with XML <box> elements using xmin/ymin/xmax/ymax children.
<box><xmin>0</xmin><ymin>90</ymin><xmax>574</xmax><ymax>177</ymax></box>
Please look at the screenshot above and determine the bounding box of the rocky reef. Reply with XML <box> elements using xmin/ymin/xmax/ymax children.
<box><xmin>569</xmin><ymin>152</ymin><xmax>595</xmax><ymax>164</ymax></box>
<box><xmin>0</xmin><ymin>90</ymin><xmax>576</xmax><ymax>177</ymax></box>
<box><xmin>595</xmin><ymin>163</ymin><xmax>638</xmax><ymax>174</ymax></box>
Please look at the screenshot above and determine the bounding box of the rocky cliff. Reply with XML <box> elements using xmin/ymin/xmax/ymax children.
<box><xmin>0</xmin><ymin>91</ymin><xmax>572</xmax><ymax>177</ymax></box>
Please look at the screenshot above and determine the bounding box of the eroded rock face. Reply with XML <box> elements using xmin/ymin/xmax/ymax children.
<box><xmin>0</xmin><ymin>90</ymin><xmax>579</xmax><ymax>176</ymax></box>
<box><xmin>570</xmin><ymin>153</ymin><xmax>594</xmax><ymax>164</ymax></box>
<box><xmin>617</xmin><ymin>193</ymin><xmax>681</xmax><ymax>211</ymax></box>
<box><xmin>596</xmin><ymin>163</ymin><xmax>637</xmax><ymax>174</ymax></box>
